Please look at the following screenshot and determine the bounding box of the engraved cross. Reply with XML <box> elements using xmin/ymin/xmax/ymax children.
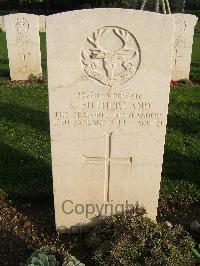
<box><xmin>83</xmin><ymin>132</ymin><xmax>132</xmax><ymax>202</ymax></box>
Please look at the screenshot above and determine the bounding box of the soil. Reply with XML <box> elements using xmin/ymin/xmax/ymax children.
<box><xmin>0</xmin><ymin>194</ymin><xmax>200</xmax><ymax>265</ymax></box>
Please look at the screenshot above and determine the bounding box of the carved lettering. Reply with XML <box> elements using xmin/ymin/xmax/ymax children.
<box><xmin>53</xmin><ymin>92</ymin><xmax>164</xmax><ymax>128</ymax></box>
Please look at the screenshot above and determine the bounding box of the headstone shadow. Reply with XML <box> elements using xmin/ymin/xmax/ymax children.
<box><xmin>0</xmin><ymin>102</ymin><xmax>50</xmax><ymax>133</ymax></box>
<box><xmin>163</xmin><ymin>147</ymin><xmax>200</xmax><ymax>187</ymax></box>
<box><xmin>167</xmin><ymin>102</ymin><xmax>200</xmax><ymax>136</ymax></box>
<box><xmin>0</xmin><ymin>59</ymin><xmax>10</xmax><ymax>78</ymax></box>
<box><xmin>0</xmin><ymin>142</ymin><xmax>52</xmax><ymax>198</ymax></box>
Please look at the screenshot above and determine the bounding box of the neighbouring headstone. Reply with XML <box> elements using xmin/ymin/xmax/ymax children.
<box><xmin>39</xmin><ymin>15</ymin><xmax>46</xmax><ymax>32</ymax></box>
<box><xmin>171</xmin><ymin>14</ymin><xmax>198</xmax><ymax>81</ymax></box>
<box><xmin>0</xmin><ymin>16</ymin><xmax>5</xmax><ymax>32</ymax></box>
<box><xmin>4</xmin><ymin>13</ymin><xmax>42</xmax><ymax>80</ymax></box>
<box><xmin>46</xmin><ymin>9</ymin><xmax>175</xmax><ymax>230</ymax></box>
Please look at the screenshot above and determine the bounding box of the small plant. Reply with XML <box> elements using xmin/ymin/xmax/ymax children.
<box><xmin>191</xmin><ymin>244</ymin><xmax>200</xmax><ymax>260</ymax></box>
<box><xmin>28</xmin><ymin>74</ymin><xmax>39</xmax><ymax>82</ymax></box>
<box><xmin>27</xmin><ymin>246</ymin><xmax>59</xmax><ymax>266</ymax></box>
<box><xmin>28</xmin><ymin>73</ymin><xmax>44</xmax><ymax>83</ymax></box>
<box><xmin>63</xmin><ymin>255</ymin><xmax>85</xmax><ymax>266</ymax></box>
<box><xmin>27</xmin><ymin>246</ymin><xmax>85</xmax><ymax>266</ymax></box>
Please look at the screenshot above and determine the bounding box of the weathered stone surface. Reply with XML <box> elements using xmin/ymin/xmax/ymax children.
<box><xmin>171</xmin><ymin>14</ymin><xmax>198</xmax><ymax>81</ymax></box>
<box><xmin>39</xmin><ymin>15</ymin><xmax>46</xmax><ymax>32</ymax></box>
<box><xmin>4</xmin><ymin>13</ymin><xmax>42</xmax><ymax>80</ymax></box>
<box><xmin>46</xmin><ymin>9</ymin><xmax>175</xmax><ymax>230</ymax></box>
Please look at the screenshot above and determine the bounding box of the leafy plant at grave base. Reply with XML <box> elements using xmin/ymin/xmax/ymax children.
<box><xmin>28</xmin><ymin>73</ymin><xmax>44</xmax><ymax>83</ymax></box>
<box><xmin>63</xmin><ymin>255</ymin><xmax>85</xmax><ymax>266</ymax></box>
<box><xmin>27</xmin><ymin>246</ymin><xmax>85</xmax><ymax>266</ymax></box>
<box><xmin>87</xmin><ymin>205</ymin><xmax>195</xmax><ymax>266</ymax></box>
<box><xmin>191</xmin><ymin>244</ymin><xmax>200</xmax><ymax>260</ymax></box>
<box><xmin>27</xmin><ymin>246</ymin><xmax>59</xmax><ymax>266</ymax></box>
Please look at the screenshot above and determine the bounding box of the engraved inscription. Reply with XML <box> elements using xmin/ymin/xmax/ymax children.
<box><xmin>54</xmin><ymin>112</ymin><xmax>69</xmax><ymax>126</ymax></box>
<box><xmin>15</xmin><ymin>17</ymin><xmax>31</xmax><ymax>73</ymax></box>
<box><xmin>83</xmin><ymin>132</ymin><xmax>132</xmax><ymax>202</ymax></box>
<box><xmin>173</xmin><ymin>18</ymin><xmax>191</xmax><ymax>71</ymax></box>
<box><xmin>81</xmin><ymin>26</ymin><xmax>141</xmax><ymax>87</ymax></box>
<box><xmin>174</xmin><ymin>18</ymin><xmax>187</xmax><ymax>47</ymax></box>
<box><xmin>53</xmin><ymin>91</ymin><xmax>164</xmax><ymax>129</ymax></box>
<box><xmin>15</xmin><ymin>17</ymin><xmax>30</xmax><ymax>45</ymax></box>
<box><xmin>176</xmin><ymin>18</ymin><xmax>187</xmax><ymax>32</ymax></box>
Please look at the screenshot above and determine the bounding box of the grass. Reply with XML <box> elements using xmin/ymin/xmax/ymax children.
<box><xmin>190</xmin><ymin>23</ymin><xmax>200</xmax><ymax>81</ymax></box>
<box><xmin>0</xmin><ymin>33</ymin><xmax>51</xmax><ymax>198</ymax></box>
<box><xmin>0</xmin><ymin>27</ymin><xmax>199</xmax><ymax>203</ymax></box>
<box><xmin>161</xmin><ymin>87</ymin><xmax>200</xmax><ymax>198</ymax></box>
<box><xmin>0</xmin><ymin>83</ymin><xmax>51</xmax><ymax>197</ymax></box>
<box><xmin>0</xmin><ymin>32</ymin><xmax>9</xmax><ymax>79</ymax></box>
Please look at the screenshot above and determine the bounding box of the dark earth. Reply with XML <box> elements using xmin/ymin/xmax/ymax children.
<box><xmin>0</xmin><ymin>192</ymin><xmax>200</xmax><ymax>266</ymax></box>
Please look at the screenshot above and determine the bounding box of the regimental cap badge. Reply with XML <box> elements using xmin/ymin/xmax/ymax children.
<box><xmin>81</xmin><ymin>26</ymin><xmax>141</xmax><ymax>87</ymax></box>
<box><xmin>15</xmin><ymin>17</ymin><xmax>29</xmax><ymax>35</ymax></box>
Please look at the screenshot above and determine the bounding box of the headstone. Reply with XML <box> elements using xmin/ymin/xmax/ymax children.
<box><xmin>0</xmin><ymin>16</ymin><xmax>5</xmax><ymax>32</ymax></box>
<box><xmin>46</xmin><ymin>9</ymin><xmax>175</xmax><ymax>230</ymax></box>
<box><xmin>39</xmin><ymin>15</ymin><xmax>46</xmax><ymax>32</ymax></box>
<box><xmin>171</xmin><ymin>14</ymin><xmax>198</xmax><ymax>81</ymax></box>
<box><xmin>4</xmin><ymin>13</ymin><xmax>42</xmax><ymax>80</ymax></box>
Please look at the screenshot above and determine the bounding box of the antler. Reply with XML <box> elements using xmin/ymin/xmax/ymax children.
<box><xmin>87</xmin><ymin>28</ymin><xmax>107</xmax><ymax>48</ymax></box>
<box><xmin>87</xmin><ymin>28</ymin><xmax>107</xmax><ymax>59</ymax></box>
<box><xmin>113</xmin><ymin>28</ymin><xmax>131</xmax><ymax>50</ymax></box>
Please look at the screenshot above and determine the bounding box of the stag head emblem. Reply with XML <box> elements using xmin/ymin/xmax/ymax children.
<box><xmin>81</xmin><ymin>26</ymin><xmax>141</xmax><ymax>87</ymax></box>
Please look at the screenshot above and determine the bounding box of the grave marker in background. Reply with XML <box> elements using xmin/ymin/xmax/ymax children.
<box><xmin>4</xmin><ymin>13</ymin><xmax>42</xmax><ymax>80</ymax></box>
<box><xmin>39</xmin><ymin>15</ymin><xmax>46</xmax><ymax>32</ymax></box>
<box><xmin>171</xmin><ymin>14</ymin><xmax>198</xmax><ymax>81</ymax></box>
<box><xmin>0</xmin><ymin>16</ymin><xmax>5</xmax><ymax>32</ymax></box>
<box><xmin>46</xmin><ymin>9</ymin><xmax>175</xmax><ymax>230</ymax></box>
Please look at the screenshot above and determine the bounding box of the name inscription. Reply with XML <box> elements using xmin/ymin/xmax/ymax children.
<box><xmin>53</xmin><ymin>91</ymin><xmax>164</xmax><ymax>129</ymax></box>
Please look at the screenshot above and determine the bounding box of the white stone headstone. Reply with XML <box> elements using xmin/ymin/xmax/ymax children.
<box><xmin>39</xmin><ymin>15</ymin><xmax>46</xmax><ymax>32</ymax></box>
<box><xmin>46</xmin><ymin>9</ymin><xmax>175</xmax><ymax>230</ymax></box>
<box><xmin>4</xmin><ymin>13</ymin><xmax>42</xmax><ymax>81</ymax></box>
<box><xmin>171</xmin><ymin>14</ymin><xmax>198</xmax><ymax>81</ymax></box>
<box><xmin>0</xmin><ymin>16</ymin><xmax>5</xmax><ymax>32</ymax></box>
